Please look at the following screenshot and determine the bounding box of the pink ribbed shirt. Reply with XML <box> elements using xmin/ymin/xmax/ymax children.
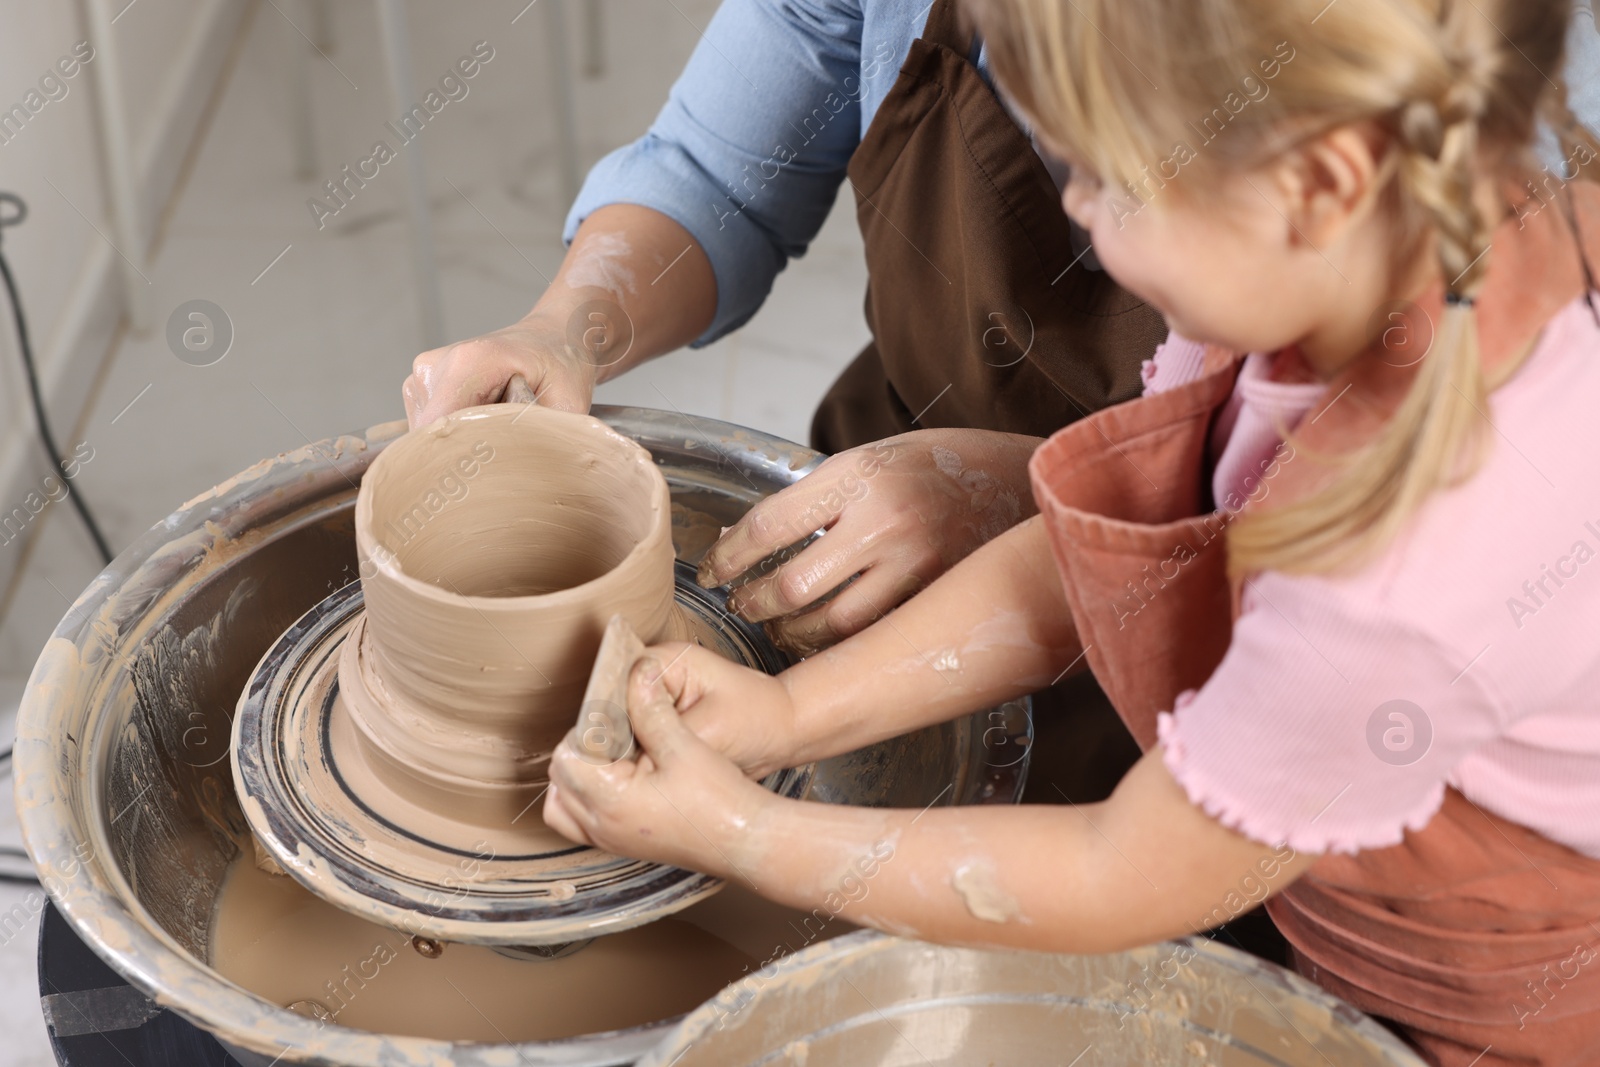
<box><xmin>1144</xmin><ymin>300</ymin><xmax>1600</xmax><ymax>858</ymax></box>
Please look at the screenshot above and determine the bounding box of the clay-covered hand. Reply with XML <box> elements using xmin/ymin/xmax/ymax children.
<box><xmin>640</xmin><ymin>641</ymin><xmax>802</xmax><ymax>779</ymax></box>
<box><xmin>542</xmin><ymin>655</ymin><xmax>776</xmax><ymax>876</ymax></box>
<box><xmin>403</xmin><ymin>315</ymin><xmax>594</xmax><ymax>429</ymax></box>
<box><xmin>697</xmin><ymin>429</ymin><xmax>1041</xmax><ymax>656</ymax></box>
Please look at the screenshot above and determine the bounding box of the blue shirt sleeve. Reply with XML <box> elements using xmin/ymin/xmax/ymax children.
<box><xmin>1568</xmin><ymin>6</ymin><xmax>1600</xmax><ymax>132</ymax></box>
<box><xmin>563</xmin><ymin>0</ymin><xmax>870</xmax><ymax>345</ymax></box>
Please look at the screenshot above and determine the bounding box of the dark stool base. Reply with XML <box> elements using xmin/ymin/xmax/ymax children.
<box><xmin>38</xmin><ymin>901</ymin><xmax>242</xmax><ymax>1066</ymax></box>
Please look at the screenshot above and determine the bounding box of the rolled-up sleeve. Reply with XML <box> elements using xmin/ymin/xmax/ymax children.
<box><xmin>564</xmin><ymin>0</ymin><xmax>868</xmax><ymax>344</ymax></box>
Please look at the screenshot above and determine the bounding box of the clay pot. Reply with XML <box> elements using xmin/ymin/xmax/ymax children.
<box><xmin>339</xmin><ymin>404</ymin><xmax>679</xmax><ymax>828</ymax></box>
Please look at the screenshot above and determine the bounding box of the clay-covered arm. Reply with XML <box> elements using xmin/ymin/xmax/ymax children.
<box><xmin>779</xmin><ymin>514</ymin><xmax>1081</xmax><ymax>764</ymax></box>
<box><xmin>404</xmin><ymin>205</ymin><xmax>715</xmax><ymax>426</ymax></box>
<box><xmin>731</xmin><ymin>748</ymin><xmax>1317</xmax><ymax>953</ymax></box>
<box><xmin>663</xmin><ymin>515</ymin><xmax>1080</xmax><ymax>778</ymax></box>
<box><xmin>545</xmin><ymin>673</ymin><xmax>1318</xmax><ymax>954</ymax></box>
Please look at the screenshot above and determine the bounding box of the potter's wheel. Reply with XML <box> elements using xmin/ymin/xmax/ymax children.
<box><xmin>235</xmin><ymin>559</ymin><xmax>809</xmax><ymax>946</ymax></box>
<box><xmin>22</xmin><ymin>407</ymin><xmax>1030</xmax><ymax>1066</ymax></box>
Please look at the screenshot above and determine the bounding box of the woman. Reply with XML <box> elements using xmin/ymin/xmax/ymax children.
<box><xmin>405</xmin><ymin>0</ymin><xmax>1168</xmax><ymax>800</ymax></box>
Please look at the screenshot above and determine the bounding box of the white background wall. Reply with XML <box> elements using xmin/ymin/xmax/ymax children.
<box><xmin>0</xmin><ymin>0</ymin><xmax>870</xmax><ymax>681</ymax></box>
<box><xmin>0</xmin><ymin>0</ymin><xmax>246</xmax><ymax>615</ymax></box>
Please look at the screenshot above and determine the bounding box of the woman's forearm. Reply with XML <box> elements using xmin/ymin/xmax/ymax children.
<box><xmin>781</xmin><ymin>515</ymin><xmax>1082</xmax><ymax>764</ymax></box>
<box><xmin>528</xmin><ymin>204</ymin><xmax>717</xmax><ymax>382</ymax></box>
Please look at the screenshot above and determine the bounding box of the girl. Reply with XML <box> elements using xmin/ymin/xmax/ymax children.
<box><xmin>543</xmin><ymin>0</ymin><xmax>1600</xmax><ymax>1061</ymax></box>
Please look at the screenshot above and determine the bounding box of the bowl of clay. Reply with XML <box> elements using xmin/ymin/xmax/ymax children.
<box><xmin>15</xmin><ymin>408</ymin><xmax>1031</xmax><ymax>1066</ymax></box>
<box><xmin>639</xmin><ymin>930</ymin><xmax>1429</xmax><ymax>1067</ymax></box>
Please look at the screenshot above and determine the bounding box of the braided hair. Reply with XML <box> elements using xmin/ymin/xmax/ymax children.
<box><xmin>969</xmin><ymin>0</ymin><xmax>1592</xmax><ymax>574</ymax></box>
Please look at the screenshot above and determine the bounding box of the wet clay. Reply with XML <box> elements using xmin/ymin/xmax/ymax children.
<box><xmin>336</xmin><ymin>405</ymin><xmax>683</xmax><ymax>836</ymax></box>
<box><xmin>949</xmin><ymin>858</ymin><xmax>1024</xmax><ymax>924</ymax></box>
<box><xmin>210</xmin><ymin>855</ymin><xmax>848</xmax><ymax>1042</ymax></box>
<box><xmin>574</xmin><ymin>615</ymin><xmax>647</xmax><ymax>764</ymax></box>
<box><xmin>313</xmin><ymin>601</ymin><xmax>750</xmax><ymax>858</ymax></box>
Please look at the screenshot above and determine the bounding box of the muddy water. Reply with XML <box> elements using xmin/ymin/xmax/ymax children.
<box><xmin>210</xmin><ymin>856</ymin><xmax>847</xmax><ymax>1042</ymax></box>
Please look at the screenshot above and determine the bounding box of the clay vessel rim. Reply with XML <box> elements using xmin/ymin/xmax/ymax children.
<box><xmin>354</xmin><ymin>404</ymin><xmax>672</xmax><ymax>610</ymax></box>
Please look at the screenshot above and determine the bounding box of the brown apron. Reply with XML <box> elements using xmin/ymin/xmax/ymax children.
<box><xmin>1028</xmin><ymin>183</ymin><xmax>1600</xmax><ymax>1066</ymax></box>
<box><xmin>813</xmin><ymin>0</ymin><xmax>1167</xmax><ymax>805</ymax></box>
<box><xmin>811</xmin><ymin>0</ymin><xmax>1166</xmax><ymax>452</ymax></box>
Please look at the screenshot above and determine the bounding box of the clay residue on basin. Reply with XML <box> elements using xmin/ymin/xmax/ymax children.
<box><xmin>209</xmin><ymin>855</ymin><xmax>850</xmax><ymax>1042</ymax></box>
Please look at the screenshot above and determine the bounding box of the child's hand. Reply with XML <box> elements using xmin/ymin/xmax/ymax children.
<box><xmin>627</xmin><ymin>641</ymin><xmax>804</xmax><ymax>779</ymax></box>
<box><xmin>542</xmin><ymin>655</ymin><xmax>775</xmax><ymax>877</ymax></box>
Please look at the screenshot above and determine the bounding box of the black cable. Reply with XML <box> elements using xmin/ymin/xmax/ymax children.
<box><xmin>0</xmin><ymin>752</ymin><xmax>26</xmax><ymax>885</ymax></box>
<box><xmin>0</xmin><ymin>741</ymin><xmax>32</xmax><ymax>884</ymax></box>
<box><xmin>0</xmin><ymin>214</ymin><xmax>44</xmax><ymax>882</ymax></box>
<box><xmin>0</xmin><ymin>192</ymin><xmax>114</xmax><ymax>565</ymax></box>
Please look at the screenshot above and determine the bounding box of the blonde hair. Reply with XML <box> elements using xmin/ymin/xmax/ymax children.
<box><xmin>967</xmin><ymin>0</ymin><xmax>1598</xmax><ymax>575</ymax></box>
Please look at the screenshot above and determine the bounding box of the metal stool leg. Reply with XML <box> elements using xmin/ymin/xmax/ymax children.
<box><xmin>374</xmin><ymin>0</ymin><xmax>445</xmax><ymax>350</ymax></box>
<box><xmin>287</xmin><ymin>0</ymin><xmax>318</xmax><ymax>180</ymax></box>
<box><xmin>83</xmin><ymin>0</ymin><xmax>153</xmax><ymax>334</ymax></box>
<box><xmin>543</xmin><ymin>0</ymin><xmax>582</xmax><ymax>210</ymax></box>
<box><xmin>582</xmin><ymin>0</ymin><xmax>604</xmax><ymax>78</ymax></box>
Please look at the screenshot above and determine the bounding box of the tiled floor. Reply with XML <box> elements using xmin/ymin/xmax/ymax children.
<box><xmin>0</xmin><ymin>2</ymin><xmax>866</xmax><ymax>1062</ymax></box>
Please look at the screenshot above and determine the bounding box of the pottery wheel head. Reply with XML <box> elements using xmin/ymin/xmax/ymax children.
<box><xmin>232</xmin><ymin>566</ymin><xmax>804</xmax><ymax>946</ymax></box>
<box><xmin>232</xmin><ymin>406</ymin><xmax>806</xmax><ymax>940</ymax></box>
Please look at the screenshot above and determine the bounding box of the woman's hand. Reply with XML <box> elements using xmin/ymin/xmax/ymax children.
<box><xmin>542</xmin><ymin>653</ymin><xmax>779</xmax><ymax>876</ymax></box>
<box><xmin>402</xmin><ymin>204</ymin><xmax>716</xmax><ymax>429</ymax></box>
<box><xmin>404</xmin><ymin>314</ymin><xmax>596</xmax><ymax>428</ymax></box>
<box><xmin>698</xmin><ymin>429</ymin><xmax>1042</xmax><ymax>656</ymax></box>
